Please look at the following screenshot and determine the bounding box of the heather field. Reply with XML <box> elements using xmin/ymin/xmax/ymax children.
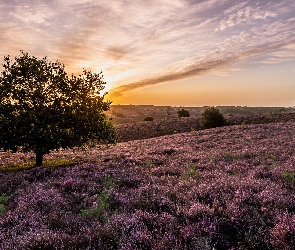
<box><xmin>1</xmin><ymin>121</ymin><xmax>295</xmax><ymax>249</ymax></box>
<box><xmin>115</xmin><ymin>111</ymin><xmax>295</xmax><ymax>142</ymax></box>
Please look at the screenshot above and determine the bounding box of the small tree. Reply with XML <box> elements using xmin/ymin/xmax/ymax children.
<box><xmin>200</xmin><ymin>107</ymin><xmax>225</xmax><ymax>129</ymax></box>
<box><xmin>0</xmin><ymin>51</ymin><xmax>116</xmax><ymax>166</ymax></box>
<box><xmin>177</xmin><ymin>109</ymin><xmax>190</xmax><ymax>118</ymax></box>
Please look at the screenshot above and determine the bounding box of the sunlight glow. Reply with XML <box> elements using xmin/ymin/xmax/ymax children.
<box><xmin>1</xmin><ymin>0</ymin><xmax>294</xmax><ymax>106</ymax></box>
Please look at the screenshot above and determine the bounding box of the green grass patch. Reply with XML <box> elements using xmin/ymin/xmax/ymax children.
<box><xmin>0</xmin><ymin>194</ymin><xmax>9</xmax><ymax>215</ymax></box>
<box><xmin>181</xmin><ymin>162</ymin><xmax>199</xmax><ymax>182</ymax></box>
<box><xmin>0</xmin><ymin>161</ymin><xmax>35</xmax><ymax>172</ymax></box>
<box><xmin>0</xmin><ymin>158</ymin><xmax>85</xmax><ymax>172</ymax></box>
<box><xmin>43</xmin><ymin>158</ymin><xmax>83</xmax><ymax>168</ymax></box>
<box><xmin>282</xmin><ymin>171</ymin><xmax>295</xmax><ymax>189</ymax></box>
<box><xmin>81</xmin><ymin>178</ymin><xmax>117</xmax><ymax>222</ymax></box>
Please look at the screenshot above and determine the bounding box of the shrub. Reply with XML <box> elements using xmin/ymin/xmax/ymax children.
<box><xmin>177</xmin><ymin>109</ymin><xmax>190</xmax><ymax>117</ymax></box>
<box><xmin>200</xmin><ymin>107</ymin><xmax>225</xmax><ymax>129</ymax></box>
<box><xmin>143</xmin><ymin>116</ymin><xmax>154</xmax><ymax>121</ymax></box>
<box><xmin>112</xmin><ymin>111</ymin><xmax>126</xmax><ymax>118</ymax></box>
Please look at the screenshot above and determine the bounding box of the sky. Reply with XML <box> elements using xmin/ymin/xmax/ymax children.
<box><xmin>1</xmin><ymin>0</ymin><xmax>295</xmax><ymax>107</ymax></box>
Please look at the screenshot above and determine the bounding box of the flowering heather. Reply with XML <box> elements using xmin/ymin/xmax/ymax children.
<box><xmin>115</xmin><ymin>111</ymin><xmax>295</xmax><ymax>142</ymax></box>
<box><xmin>0</xmin><ymin>121</ymin><xmax>295</xmax><ymax>249</ymax></box>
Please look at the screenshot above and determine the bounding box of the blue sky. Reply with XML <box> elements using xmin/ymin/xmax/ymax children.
<box><xmin>1</xmin><ymin>0</ymin><xmax>295</xmax><ymax>106</ymax></box>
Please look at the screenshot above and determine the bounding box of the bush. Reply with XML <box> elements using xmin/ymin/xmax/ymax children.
<box><xmin>200</xmin><ymin>107</ymin><xmax>225</xmax><ymax>129</ymax></box>
<box><xmin>177</xmin><ymin>109</ymin><xmax>190</xmax><ymax>118</ymax></box>
<box><xmin>143</xmin><ymin>116</ymin><xmax>154</xmax><ymax>121</ymax></box>
<box><xmin>112</xmin><ymin>111</ymin><xmax>126</xmax><ymax>118</ymax></box>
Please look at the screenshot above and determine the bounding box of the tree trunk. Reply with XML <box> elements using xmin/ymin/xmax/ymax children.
<box><xmin>35</xmin><ymin>151</ymin><xmax>43</xmax><ymax>166</ymax></box>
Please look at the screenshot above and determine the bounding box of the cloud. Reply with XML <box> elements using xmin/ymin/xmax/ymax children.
<box><xmin>216</xmin><ymin>2</ymin><xmax>277</xmax><ymax>32</ymax></box>
<box><xmin>9</xmin><ymin>4</ymin><xmax>55</xmax><ymax>25</ymax></box>
<box><xmin>109</xmin><ymin>39</ymin><xmax>295</xmax><ymax>97</ymax></box>
<box><xmin>105</xmin><ymin>46</ymin><xmax>131</xmax><ymax>61</ymax></box>
<box><xmin>1</xmin><ymin>0</ymin><xmax>295</xmax><ymax>105</ymax></box>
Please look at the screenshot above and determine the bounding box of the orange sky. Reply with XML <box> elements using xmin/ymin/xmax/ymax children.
<box><xmin>1</xmin><ymin>0</ymin><xmax>295</xmax><ymax>107</ymax></box>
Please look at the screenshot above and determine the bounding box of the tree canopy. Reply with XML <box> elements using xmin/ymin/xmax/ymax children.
<box><xmin>0</xmin><ymin>51</ymin><xmax>116</xmax><ymax>166</ymax></box>
<box><xmin>200</xmin><ymin>107</ymin><xmax>226</xmax><ymax>129</ymax></box>
<box><xmin>177</xmin><ymin>109</ymin><xmax>190</xmax><ymax>118</ymax></box>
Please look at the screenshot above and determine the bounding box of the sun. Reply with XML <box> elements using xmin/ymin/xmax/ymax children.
<box><xmin>99</xmin><ymin>83</ymin><xmax>114</xmax><ymax>98</ymax></box>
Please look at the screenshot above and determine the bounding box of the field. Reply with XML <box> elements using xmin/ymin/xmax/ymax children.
<box><xmin>0</xmin><ymin>114</ymin><xmax>295</xmax><ymax>249</ymax></box>
<box><xmin>106</xmin><ymin>105</ymin><xmax>293</xmax><ymax>124</ymax></box>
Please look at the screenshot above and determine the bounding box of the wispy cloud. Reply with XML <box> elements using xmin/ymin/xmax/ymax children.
<box><xmin>216</xmin><ymin>1</ymin><xmax>279</xmax><ymax>32</ymax></box>
<box><xmin>0</xmin><ymin>0</ymin><xmax>295</xmax><ymax>106</ymax></box>
<box><xmin>10</xmin><ymin>4</ymin><xmax>55</xmax><ymax>25</ymax></box>
<box><xmin>109</xmin><ymin>39</ymin><xmax>295</xmax><ymax>97</ymax></box>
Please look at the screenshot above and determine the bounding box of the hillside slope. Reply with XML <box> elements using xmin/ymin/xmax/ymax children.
<box><xmin>115</xmin><ymin>111</ymin><xmax>295</xmax><ymax>142</ymax></box>
<box><xmin>0</xmin><ymin>122</ymin><xmax>295</xmax><ymax>249</ymax></box>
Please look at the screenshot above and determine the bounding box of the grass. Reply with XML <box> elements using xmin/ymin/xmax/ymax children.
<box><xmin>81</xmin><ymin>178</ymin><xmax>117</xmax><ymax>221</ymax></box>
<box><xmin>0</xmin><ymin>158</ymin><xmax>84</xmax><ymax>172</ymax></box>
<box><xmin>0</xmin><ymin>194</ymin><xmax>8</xmax><ymax>215</ymax></box>
<box><xmin>181</xmin><ymin>162</ymin><xmax>199</xmax><ymax>182</ymax></box>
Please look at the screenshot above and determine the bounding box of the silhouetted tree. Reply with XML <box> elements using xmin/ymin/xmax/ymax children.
<box><xmin>177</xmin><ymin>109</ymin><xmax>190</xmax><ymax>117</ymax></box>
<box><xmin>0</xmin><ymin>51</ymin><xmax>116</xmax><ymax>166</ymax></box>
<box><xmin>200</xmin><ymin>107</ymin><xmax>225</xmax><ymax>129</ymax></box>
